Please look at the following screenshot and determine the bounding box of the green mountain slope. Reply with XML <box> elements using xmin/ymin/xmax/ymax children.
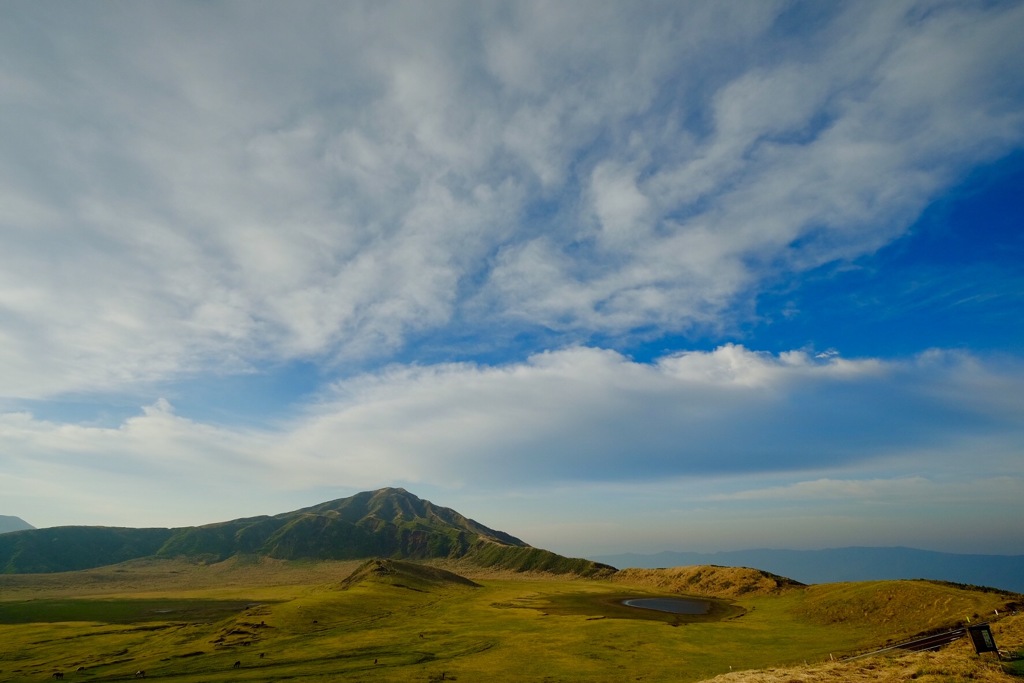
<box><xmin>156</xmin><ymin>487</ymin><xmax>529</xmax><ymax>562</ymax></box>
<box><xmin>0</xmin><ymin>526</ymin><xmax>172</xmax><ymax>573</ymax></box>
<box><xmin>0</xmin><ymin>488</ymin><xmax>613</xmax><ymax>577</ymax></box>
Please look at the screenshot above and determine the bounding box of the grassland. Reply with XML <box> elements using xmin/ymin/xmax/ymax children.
<box><xmin>705</xmin><ymin>611</ymin><xmax>1024</xmax><ymax>683</ymax></box>
<box><xmin>0</xmin><ymin>558</ymin><xmax>1020</xmax><ymax>682</ymax></box>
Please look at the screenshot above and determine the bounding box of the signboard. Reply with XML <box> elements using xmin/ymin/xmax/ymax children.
<box><xmin>967</xmin><ymin>624</ymin><xmax>998</xmax><ymax>654</ymax></box>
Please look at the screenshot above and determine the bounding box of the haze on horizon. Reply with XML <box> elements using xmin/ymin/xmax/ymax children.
<box><xmin>1</xmin><ymin>1</ymin><xmax>1022</xmax><ymax>559</ymax></box>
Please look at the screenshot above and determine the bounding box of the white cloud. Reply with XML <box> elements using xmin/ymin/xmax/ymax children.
<box><xmin>705</xmin><ymin>477</ymin><xmax>936</xmax><ymax>503</ymax></box>
<box><xmin>2</xmin><ymin>346</ymin><xmax>1021</xmax><ymax>533</ymax></box>
<box><xmin>588</xmin><ymin>162</ymin><xmax>654</xmax><ymax>251</ymax></box>
<box><xmin>1</xmin><ymin>2</ymin><xmax>1021</xmax><ymax>398</ymax></box>
<box><xmin>0</xmin><ymin>3</ymin><xmax>1022</xmax><ymax>553</ymax></box>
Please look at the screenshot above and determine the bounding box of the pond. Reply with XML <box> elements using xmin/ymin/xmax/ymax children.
<box><xmin>621</xmin><ymin>597</ymin><xmax>710</xmax><ymax>615</ymax></box>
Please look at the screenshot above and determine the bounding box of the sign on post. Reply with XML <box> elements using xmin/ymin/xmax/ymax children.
<box><xmin>967</xmin><ymin>624</ymin><xmax>998</xmax><ymax>654</ymax></box>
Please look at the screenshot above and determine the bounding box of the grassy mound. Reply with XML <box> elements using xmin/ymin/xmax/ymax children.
<box><xmin>339</xmin><ymin>558</ymin><xmax>481</xmax><ymax>591</ymax></box>
<box><xmin>794</xmin><ymin>579</ymin><xmax>1021</xmax><ymax>633</ymax></box>
<box><xmin>612</xmin><ymin>564</ymin><xmax>804</xmax><ymax>598</ymax></box>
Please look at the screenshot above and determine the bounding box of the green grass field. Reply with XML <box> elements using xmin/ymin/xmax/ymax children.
<box><xmin>0</xmin><ymin>558</ymin><xmax>1017</xmax><ymax>682</ymax></box>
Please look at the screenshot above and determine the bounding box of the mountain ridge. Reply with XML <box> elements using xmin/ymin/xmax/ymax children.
<box><xmin>593</xmin><ymin>546</ymin><xmax>1024</xmax><ymax>594</ymax></box>
<box><xmin>0</xmin><ymin>515</ymin><xmax>34</xmax><ymax>534</ymax></box>
<box><xmin>0</xmin><ymin>488</ymin><xmax>612</xmax><ymax>577</ymax></box>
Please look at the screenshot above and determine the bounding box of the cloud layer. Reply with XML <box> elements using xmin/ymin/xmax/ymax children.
<box><xmin>2</xmin><ymin>2</ymin><xmax>1023</xmax><ymax>398</ymax></box>
<box><xmin>3</xmin><ymin>346</ymin><xmax>1022</xmax><ymax>542</ymax></box>
<box><xmin>1</xmin><ymin>2</ymin><xmax>1022</xmax><ymax>554</ymax></box>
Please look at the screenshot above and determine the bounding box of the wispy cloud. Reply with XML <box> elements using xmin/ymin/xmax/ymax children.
<box><xmin>0</xmin><ymin>2</ymin><xmax>1022</xmax><ymax>553</ymax></box>
<box><xmin>701</xmin><ymin>476</ymin><xmax>1022</xmax><ymax>504</ymax></box>
<box><xmin>2</xmin><ymin>2</ymin><xmax>1023</xmax><ymax>398</ymax></box>
<box><xmin>3</xmin><ymin>346</ymin><xmax>1021</xmax><ymax>531</ymax></box>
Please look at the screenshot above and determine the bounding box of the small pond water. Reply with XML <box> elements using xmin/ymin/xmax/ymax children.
<box><xmin>621</xmin><ymin>597</ymin><xmax>710</xmax><ymax>615</ymax></box>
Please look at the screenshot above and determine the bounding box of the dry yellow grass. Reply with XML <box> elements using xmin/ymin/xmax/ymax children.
<box><xmin>611</xmin><ymin>565</ymin><xmax>804</xmax><ymax>598</ymax></box>
<box><xmin>700</xmin><ymin>612</ymin><xmax>1024</xmax><ymax>683</ymax></box>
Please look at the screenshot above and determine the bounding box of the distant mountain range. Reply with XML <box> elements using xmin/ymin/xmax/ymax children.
<box><xmin>0</xmin><ymin>515</ymin><xmax>33</xmax><ymax>534</ymax></box>
<box><xmin>7</xmin><ymin>493</ymin><xmax>1021</xmax><ymax>594</ymax></box>
<box><xmin>592</xmin><ymin>547</ymin><xmax>1024</xmax><ymax>594</ymax></box>
<box><xmin>0</xmin><ymin>488</ymin><xmax>613</xmax><ymax>577</ymax></box>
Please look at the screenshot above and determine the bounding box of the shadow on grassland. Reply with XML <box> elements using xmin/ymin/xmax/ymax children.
<box><xmin>0</xmin><ymin>598</ymin><xmax>267</xmax><ymax>624</ymax></box>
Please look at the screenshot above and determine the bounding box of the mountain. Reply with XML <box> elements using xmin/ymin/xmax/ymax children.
<box><xmin>0</xmin><ymin>526</ymin><xmax>173</xmax><ymax>573</ymax></box>
<box><xmin>592</xmin><ymin>547</ymin><xmax>1024</xmax><ymax>594</ymax></box>
<box><xmin>0</xmin><ymin>488</ymin><xmax>613</xmax><ymax>577</ymax></box>
<box><xmin>156</xmin><ymin>487</ymin><xmax>528</xmax><ymax>562</ymax></box>
<box><xmin>0</xmin><ymin>515</ymin><xmax>34</xmax><ymax>534</ymax></box>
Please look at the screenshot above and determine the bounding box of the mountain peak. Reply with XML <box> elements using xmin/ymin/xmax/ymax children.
<box><xmin>303</xmin><ymin>488</ymin><xmax>528</xmax><ymax>548</ymax></box>
<box><xmin>0</xmin><ymin>515</ymin><xmax>34</xmax><ymax>534</ymax></box>
<box><xmin>0</xmin><ymin>490</ymin><xmax>612</xmax><ymax>577</ymax></box>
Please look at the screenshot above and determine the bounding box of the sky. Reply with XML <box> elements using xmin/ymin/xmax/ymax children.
<box><xmin>1</xmin><ymin>1</ymin><xmax>1023</xmax><ymax>559</ymax></box>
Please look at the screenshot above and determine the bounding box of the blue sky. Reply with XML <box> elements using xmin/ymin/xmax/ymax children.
<box><xmin>1</xmin><ymin>1</ymin><xmax>1023</xmax><ymax>558</ymax></box>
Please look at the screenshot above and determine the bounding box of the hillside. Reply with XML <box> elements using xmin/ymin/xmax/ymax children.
<box><xmin>340</xmin><ymin>558</ymin><xmax>481</xmax><ymax>591</ymax></box>
<box><xmin>702</xmin><ymin>611</ymin><xmax>1024</xmax><ymax>683</ymax></box>
<box><xmin>0</xmin><ymin>488</ymin><xmax>612</xmax><ymax>577</ymax></box>
<box><xmin>156</xmin><ymin>487</ymin><xmax>528</xmax><ymax>562</ymax></box>
<box><xmin>0</xmin><ymin>526</ymin><xmax>172</xmax><ymax>573</ymax></box>
<box><xmin>0</xmin><ymin>515</ymin><xmax>33</xmax><ymax>534</ymax></box>
<box><xmin>596</xmin><ymin>547</ymin><xmax>1024</xmax><ymax>593</ymax></box>
<box><xmin>612</xmin><ymin>565</ymin><xmax>804</xmax><ymax>598</ymax></box>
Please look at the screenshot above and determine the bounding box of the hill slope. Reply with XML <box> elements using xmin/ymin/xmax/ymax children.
<box><xmin>157</xmin><ymin>487</ymin><xmax>528</xmax><ymax>562</ymax></box>
<box><xmin>704</xmin><ymin>610</ymin><xmax>1024</xmax><ymax>683</ymax></box>
<box><xmin>0</xmin><ymin>488</ymin><xmax>613</xmax><ymax>577</ymax></box>
<box><xmin>0</xmin><ymin>526</ymin><xmax>172</xmax><ymax>573</ymax></box>
<box><xmin>595</xmin><ymin>547</ymin><xmax>1024</xmax><ymax>593</ymax></box>
<box><xmin>340</xmin><ymin>558</ymin><xmax>481</xmax><ymax>591</ymax></box>
<box><xmin>612</xmin><ymin>565</ymin><xmax>804</xmax><ymax>598</ymax></box>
